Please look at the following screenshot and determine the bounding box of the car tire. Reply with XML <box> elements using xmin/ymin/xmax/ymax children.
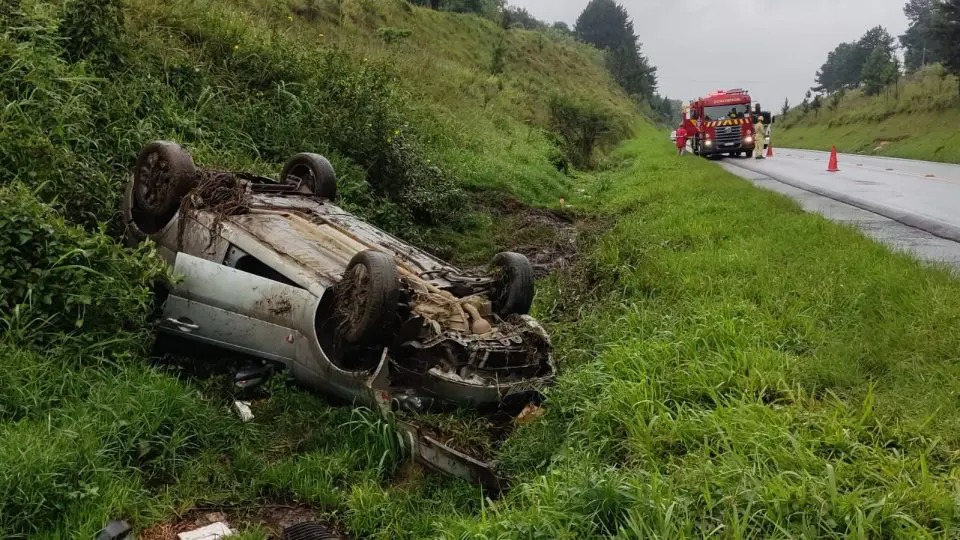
<box><xmin>132</xmin><ymin>141</ymin><xmax>198</xmax><ymax>231</ymax></box>
<box><xmin>337</xmin><ymin>250</ymin><xmax>400</xmax><ymax>345</ymax></box>
<box><xmin>281</xmin><ymin>521</ymin><xmax>342</xmax><ymax>540</ymax></box>
<box><xmin>489</xmin><ymin>251</ymin><xmax>534</xmax><ymax>317</ymax></box>
<box><xmin>280</xmin><ymin>153</ymin><xmax>338</xmax><ymax>200</ymax></box>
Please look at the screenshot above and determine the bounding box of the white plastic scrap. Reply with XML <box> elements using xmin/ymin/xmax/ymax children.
<box><xmin>177</xmin><ymin>522</ymin><xmax>233</xmax><ymax>540</ymax></box>
<box><xmin>232</xmin><ymin>401</ymin><xmax>255</xmax><ymax>423</ymax></box>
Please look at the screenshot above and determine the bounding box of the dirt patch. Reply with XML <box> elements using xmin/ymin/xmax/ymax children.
<box><xmin>139</xmin><ymin>504</ymin><xmax>339</xmax><ymax>540</ymax></box>
<box><xmin>488</xmin><ymin>197</ymin><xmax>583</xmax><ymax>278</ymax></box>
<box><xmin>263</xmin><ymin>295</ymin><xmax>293</xmax><ymax>316</ymax></box>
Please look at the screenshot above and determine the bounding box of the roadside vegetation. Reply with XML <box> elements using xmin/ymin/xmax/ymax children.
<box><xmin>777</xmin><ymin>64</ymin><xmax>960</xmax><ymax>162</ymax></box>
<box><xmin>8</xmin><ymin>0</ymin><xmax>960</xmax><ymax>538</ymax></box>
<box><xmin>777</xmin><ymin>0</ymin><xmax>960</xmax><ymax>163</ymax></box>
<box><xmin>0</xmin><ymin>0</ymin><xmax>639</xmax><ymax>536</ymax></box>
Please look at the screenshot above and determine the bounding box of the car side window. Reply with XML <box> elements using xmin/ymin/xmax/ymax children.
<box><xmin>224</xmin><ymin>246</ymin><xmax>302</xmax><ymax>289</ymax></box>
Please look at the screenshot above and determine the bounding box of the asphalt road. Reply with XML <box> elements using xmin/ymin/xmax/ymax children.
<box><xmin>721</xmin><ymin>149</ymin><xmax>960</xmax><ymax>272</ymax></box>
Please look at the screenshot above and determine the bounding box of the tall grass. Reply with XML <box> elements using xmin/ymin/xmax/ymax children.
<box><xmin>13</xmin><ymin>0</ymin><xmax>960</xmax><ymax>538</ymax></box>
<box><xmin>454</xmin><ymin>135</ymin><xmax>960</xmax><ymax>538</ymax></box>
<box><xmin>0</xmin><ymin>0</ymin><xmax>642</xmax><ymax>536</ymax></box>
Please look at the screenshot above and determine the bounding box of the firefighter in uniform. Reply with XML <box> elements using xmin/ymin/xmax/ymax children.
<box><xmin>753</xmin><ymin>115</ymin><xmax>767</xmax><ymax>159</ymax></box>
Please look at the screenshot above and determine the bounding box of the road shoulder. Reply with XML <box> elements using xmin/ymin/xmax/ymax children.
<box><xmin>721</xmin><ymin>160</ymin><xmax>960</xmax><ymax>272</ymax></box>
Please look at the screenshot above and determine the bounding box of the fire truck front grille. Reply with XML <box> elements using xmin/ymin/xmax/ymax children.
<box><xmin>715</xmin><ymin>125</ymin><xmax>742</xmax><ymax>146</ymax></box>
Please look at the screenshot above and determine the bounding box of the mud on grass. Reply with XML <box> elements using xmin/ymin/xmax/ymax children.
<box><xmin>436</xmin><ymin>192</ymin><xmax>611</xmax><ymax>278</ymax></box>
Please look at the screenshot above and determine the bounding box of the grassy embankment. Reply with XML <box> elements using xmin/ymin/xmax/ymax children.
<box><xmin>6</xmin><ymin>0</ymin><xmax>960</xmax><ymax>538</ymax></box>
<box><xmin>777</xmin><ymin>65</ymin><xmax>960</xmax><ymax>163</ymax></box>
<box><xmin>1</xmin><ymin>0</ymin><xmax>637</xmax><ymax>536</ymax></box>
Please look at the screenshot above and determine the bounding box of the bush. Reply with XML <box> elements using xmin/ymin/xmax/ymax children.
<box><xmin>490</xmin><ymin>37</ymin><xmax>507</xmax><ymax>74</ymax></box>
<box><xmin>548</xmin><ymin>93</ymin><xmax>626</xmax><ymax>169</ymax></box>
<box><xmin>376</xmin><ymin>26</ymin><xmax>413</xmax><ymax>43</ymax></box>
<box><xmin>0</xmin><ymin>184</ymin><xmax>166</xmax><ymax>355</ymax></box>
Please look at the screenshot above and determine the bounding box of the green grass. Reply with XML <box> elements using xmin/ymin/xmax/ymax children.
<box><xmin>12</xmin><ymin>120</ymin><xmax>960</xmax><ymax>538</ymax></box>
<box><xmin>472</xmin><ymin>134</ymin><xmax>960</xmax><ymax>538</ymax></box>
<box><xmin>127</xmin><ymin>0</ymin><xmax>636</xmax><ymax>206</ymax></box>
<box><xmin>777</xmin><ymin>65</ymin><xmax>960</xmax><ymax>163</ymax></box>
<box><xmin>9</xmin><ymin>0</ymin><xmax>960</xmax><ymax>538</ymax></box>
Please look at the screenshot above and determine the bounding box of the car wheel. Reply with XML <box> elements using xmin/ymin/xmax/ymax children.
<box><xmin>336</xmin><ymin>250</ymin><xmax>400</xmax><ymax>345</ymax></box>
<box><xmin>280</xmin><ymin>153</ymin><xmax>338</xmax><ymax>200</ymax></box>
<box><xmin>489</xmin><ymin>251</ymin><xmax>534</xmax><ymax>317</ymax></box>
<box><xmin>282</xmin><ymin>521</ymin><xmax>343</xmax><ymax>540</ymax></box>
<box><xmin>132</xmin><ymin>141</ymin><xmax>198</xmax><ymax>232</ymax></box>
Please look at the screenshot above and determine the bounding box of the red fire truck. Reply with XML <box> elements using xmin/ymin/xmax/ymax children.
<box><xmin>683</xmin><ymin>89</ymin><xmax>770</xmax><ymax>158</ymax></box>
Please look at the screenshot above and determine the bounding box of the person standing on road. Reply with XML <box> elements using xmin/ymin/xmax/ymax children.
<box><xmin>675</xmin><ymin>124</ymin><xmax>688</xmax><ymax>156</ymax></box>
<box><xmin>753</xmin><ymin>116</ymin><xmax>767</xmax><ymax>159</ymax></box>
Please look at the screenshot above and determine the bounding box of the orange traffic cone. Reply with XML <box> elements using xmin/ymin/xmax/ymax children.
<box><xmin>766</xmin><ymin>143</ymin><xmax>774</xmax><ymax>158</ymax></box>
<box><xmin>827</xmin><ymin>146</ymin><xmax>839</xmax><ymax>172</ymax></box>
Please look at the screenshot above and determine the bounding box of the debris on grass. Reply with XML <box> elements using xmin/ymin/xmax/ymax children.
<box><xmin>396</xmin><ymin>404</ymin><xmax>543</xmax><ymax>463</ymax></box>
<box><xmin>177</xmin><ymin>521</ymin><xmax>232</xmax><ymax>540</ymax></box>
<box><xmin>515</xmin><ymin>402</ymin><xmax>544</xmax><ymax>425</ymax></box>
<box><xmin>232</xmin><ymin>401</ymin><xmax>255</xmax><ymax>423</ymax></box>
<box><xmin>140</xmin><ymin>505</ymin><xmax>330</xmax><ymax>540</ymax></box>
<box><xmin>96</xmin><ymin>520</ymin><xmax>134</xmax><ymax>540</ymax></box>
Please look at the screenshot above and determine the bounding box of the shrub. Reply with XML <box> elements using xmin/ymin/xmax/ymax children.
<box><xmin>490</xmin><ymin>37</ymin><xmax>506</xmax><ymax>74</ymax></box>
<box><xmin>376</xmin><ymin>26</ymin><xmax>413</xmax><ymax>43</ymax></box>
<box><xmin>0</xmin><ymin>184</ymin><xmax>167</xmax><ymax>355</ymax></box>
<box><xmin>548</xmin><ymin>93</ymin><xmax>626</xmax><ymax>169</ymax></box>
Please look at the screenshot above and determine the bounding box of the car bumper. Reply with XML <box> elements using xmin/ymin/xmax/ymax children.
<box><xmin>700</xmin><ymin>142</ymin><xmax>755</xmax><ymax>155</ymax></box>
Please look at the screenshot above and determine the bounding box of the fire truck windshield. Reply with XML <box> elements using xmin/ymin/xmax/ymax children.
<box><xmin>702</xmin><ymin>104</ymin><xmax>750</xmax><ymax>121</ymax></box>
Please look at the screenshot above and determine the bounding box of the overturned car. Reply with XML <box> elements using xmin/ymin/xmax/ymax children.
<box><xmin>121</xmin><ymin>141</ymin><xmax>555</xmax><ymax>491</ymax></box>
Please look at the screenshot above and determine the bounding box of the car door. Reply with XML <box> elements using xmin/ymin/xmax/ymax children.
<box><xmin>160</xmin><ymin>252</ymin><xmax>319</xmax><ymax>363</ymax></box>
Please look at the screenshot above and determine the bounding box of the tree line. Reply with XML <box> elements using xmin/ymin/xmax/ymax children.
<box><xmin>809</xmin><ymin>0</ymin><xmax>960</xmax><ymax>101</ymax></box>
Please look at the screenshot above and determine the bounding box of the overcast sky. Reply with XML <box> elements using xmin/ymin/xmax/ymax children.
<box><xmin>509</xmin><ymin>0</ymin><xmax>909</xmax><ymax>109</ymax></box>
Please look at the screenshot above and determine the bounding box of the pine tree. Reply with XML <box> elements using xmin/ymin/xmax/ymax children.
<box><xmin>933</xmin><ymin>0</ymin><xmax>960</xmax><ymax>94</ymax></box>
<box><xmin>780</xmin><ymin>98</ymin><xmax>790</xmax><ymax>118</ymax></box>
<box><xmin>813</xmin><ymin>26</ymin><xmax>895</xmax><ymax>94</ymax></box>
<box><xmin>900</xmin><ymin>0</ymin><xmax>942</xmax><ymax>72</ymax></box>
<box><xmin>575</xmin><ymin>0</ymin><xmax>632</xmax><ymax>50</ymax></box>
<box><xmin>575</xmin><ymin>0</ymin><xmax>657</xmax><ymax>98</ymax></box>
<box><xmin>861</xmin><ymin>45</ymin><xmax>899</xmax><ymax>96</ymax></box>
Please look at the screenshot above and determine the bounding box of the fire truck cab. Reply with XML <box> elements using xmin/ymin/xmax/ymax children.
<box><xmin>685</xmin><ymin>89</ymin><xmax>767</xmax><ymax>158</ymax></box>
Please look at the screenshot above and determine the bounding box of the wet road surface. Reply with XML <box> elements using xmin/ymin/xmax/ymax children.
<box><xmin>721</xmin><ymin>149</ymin><xmax>960</xmax><ymax>272</ymax></box>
